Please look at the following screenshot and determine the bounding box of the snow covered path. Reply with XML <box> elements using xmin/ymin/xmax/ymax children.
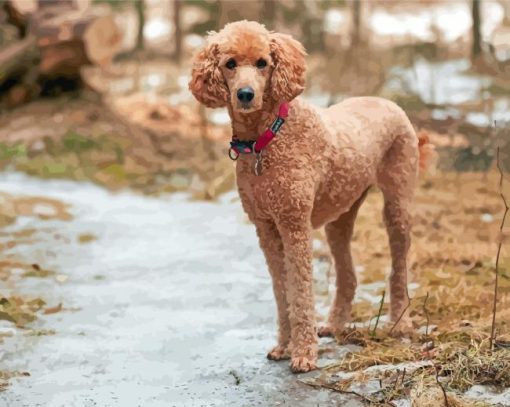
<box><xmin>0</xmin><ymin>173</ymin><xmax>360</xmax><ymax>407</ymax></box>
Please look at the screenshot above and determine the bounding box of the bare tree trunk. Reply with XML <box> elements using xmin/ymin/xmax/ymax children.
<box><xmin>472</xmin><ymin>0</ymin><xmax>482</xmax><ymax>59</ymax></box>
<box><xmin>503</xmin><ymin>0</ymin><xmax>510</xmax><ymax>24</ymax></box>
<box><xmin>174</xmin><ymin>0</ymin><xmax>182</xmax><ymax>62</ymax></box>
<box><xmin>351</xmin><ymin>0</ymin><xmax>361</xmax><ymax>47</ymax></box>
<box><xmin>218</xmin><ymin>0</ymin><xmax>262</xmax><ymax>29</ymax></box>
<box><xmin>261</xmin><ymin>0</ymin><xmax>275</xmax><ymax>29</ymax></box>
<box><xmin>135</xmin><ymin>0</ymin><xmax>145</xmax><ymax>51</ymax></box>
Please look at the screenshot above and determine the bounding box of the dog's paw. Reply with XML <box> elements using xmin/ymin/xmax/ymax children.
<box><xmin>317</xmin><ymin>325</ymin><xmax>333</xmax><ymax>338</ymax></box>
<box><xmin>318</xmin><ymin>322</ymin><xmax>351</xmax><ymax>339</ymax></box>
<box><xmin>290</xmin><ymin>356</ymin><xmax>317</xmax><ymax>373</ymax></box>
<box><xmin>267</xmin><ymin>345</ymin><xmax>290</xmax><ymax>361</ymax></box>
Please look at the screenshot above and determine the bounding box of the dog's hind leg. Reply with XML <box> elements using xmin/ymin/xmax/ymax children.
<box><xmin>318</xmin><ymin>189</ymin><xmax>368</xmax><ymax>339</ymax></box>
<box><xmin>377</xmin><ymin>130</ymin><xmax>418</xmax><ymax>326</ymax></box>
<box><xmin>255</xmin><ymin>219</ymin><xmax>291</xmax><ymax>360</ymax></box>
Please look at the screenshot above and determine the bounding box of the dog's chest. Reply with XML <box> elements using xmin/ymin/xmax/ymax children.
<box><xmin>235</xmin><ymin>155</ymin><xmax>286</xmax><ymax>221</ymax></box>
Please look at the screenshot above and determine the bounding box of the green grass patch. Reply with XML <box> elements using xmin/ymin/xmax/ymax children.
<box><xmin>62</xmin><ymin>132</ymin><xmax>98</xmax><ymax>153</ymax></box>
<box><xmin>1</xmin><ymin>129</ymin><xmax>235</xmax><ymax>199</ymax></box>
<box><xmin>0</xmin><ymin>143</ymin><xmax>26</xmax><ymax>161</ymax></box>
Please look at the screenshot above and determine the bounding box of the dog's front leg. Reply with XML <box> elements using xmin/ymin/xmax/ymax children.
<box><xmin>278</xmin><ymin>220</ymin><xmax>318</xmax><ymax>373</ymax></box>
<box><xmin>255</xmin><ymin>219</ymin><xmax>291</xmax><ymax>360</ymax></box>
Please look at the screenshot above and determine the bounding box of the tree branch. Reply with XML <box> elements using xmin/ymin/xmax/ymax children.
<box><xmin>490</xmin><ymin>147</ymin><xmax>509</xmax><ymax>350</ymax></box>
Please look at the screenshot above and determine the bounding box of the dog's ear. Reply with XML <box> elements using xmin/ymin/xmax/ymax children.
<box><xmin>189</xmin><ymin>36</ymin><xmax>229</xmax><ymax>108</ymax></box>
<box><xmin>269</xmin><ymin>33</ymin><xmax>307</xmax><ymax>102</ymax></box>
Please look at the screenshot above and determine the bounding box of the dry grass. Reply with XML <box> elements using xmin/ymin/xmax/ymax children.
<box><xmin>323</xmin><ymin>336</ymin><xmax>422</xmax><ymax>372</ymax></box>
<box><xmin>320</xmin><ymin>170</ymin><xmax>510</xmax><ymax>331</ymax></box>
<box><xmin>308</xmin><ymin>169</ymin><xmax>510</xmax><ymax>405</ymax></box>
<box><xmin>410</xmin><ymin>382</ymin><xmax>490</xmax><ymax>407</ymax></box>
<box><xmin>435</xmin><ymin>338</ymin><xmax>510</xmax><ymax>392</ymax></box>
<box><xmin>307</xmin><ymin>331</ymin><xmax>509</xmax><ymax>405</ymax></box>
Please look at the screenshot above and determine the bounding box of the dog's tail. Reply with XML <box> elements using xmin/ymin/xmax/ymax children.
<box><xmin>417</xmin><ymin>130</ymin><xmax>437</xmax><ymax>173</ymax></box>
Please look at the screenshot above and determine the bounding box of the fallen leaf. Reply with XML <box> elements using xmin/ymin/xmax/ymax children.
<box><xmin>78</xmin><ymin>233</ymin><xmax>96</xmax><ymax>244</ymax></box>
<box><xmin>43</xmin><ymin>303</ymin><xmax>62</xmax><ymax>315</ymax></box>
<box><xmin>55</xmin><ymin>274</ymin><xmax>68</xmax><ymax>283</ymax></box>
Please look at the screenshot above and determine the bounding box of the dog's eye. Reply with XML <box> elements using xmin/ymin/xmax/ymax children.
<box><xmin>226</xmin><ymin>59</ymin><xmax>236</xmax><ymax>70</ymax></box>
<box><xmin>256</xmin><ymin>58</ymin><xmax>267</xmax><ymax>69</ymax></box>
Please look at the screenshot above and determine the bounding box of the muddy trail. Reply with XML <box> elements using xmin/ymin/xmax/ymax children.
<box><xmin>0</xmin><ymin>173</ymin><xmax>362</xmax><ymax>407</ymax></box>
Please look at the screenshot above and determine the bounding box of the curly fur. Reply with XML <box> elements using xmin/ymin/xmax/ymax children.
<box><xmin>189</xmin><ymin>21</ymin><xmax>431</xmax><ymax>373</ymax></box>
<box><xmin>269</xmin><ymin>32</ymin><xmax>306</xmax><ymax>102</ymax></box>
<box><xmin>189</xmin><ymin>42</ymin><xmax>229</xmax><ymax>107</ymax></box>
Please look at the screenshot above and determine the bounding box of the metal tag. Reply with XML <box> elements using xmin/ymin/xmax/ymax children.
<box><xmin>254</xmin><ymin>152</ymin><xmax>262</xmax><ymax>176</ymax></box>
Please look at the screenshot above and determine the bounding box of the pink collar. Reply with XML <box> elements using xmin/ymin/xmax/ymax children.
<box><xmin>229</xmin><ymin>102</ymin><xmax>290</xmax><ymax>160</ymax></box>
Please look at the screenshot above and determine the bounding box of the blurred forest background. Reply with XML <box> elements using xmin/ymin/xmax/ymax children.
<box><xmin>0</xmin><ymin>0</ymin><xmax>509</xmax><ymax>198</ymax></box>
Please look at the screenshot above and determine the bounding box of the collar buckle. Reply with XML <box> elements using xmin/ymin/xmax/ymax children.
<box><xmin>228</xmin><ymin>147</ymin><xmax>240</xmax><ymax>160</ymax></box>
<box><xmin>229</xmin><ymin>139</ymin><xmax>255</xmax><ymax>161</ymax></box>
<box><xmin>228</xmin><ymin>102</ymin><xmax>290</xmax><ymax>170</ymax></box>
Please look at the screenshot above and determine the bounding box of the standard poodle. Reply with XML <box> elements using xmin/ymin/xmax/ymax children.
<box><xmin>189</xmin><ymin>20</ymin><xmax>430</xmax><ymax>373</ymax></box>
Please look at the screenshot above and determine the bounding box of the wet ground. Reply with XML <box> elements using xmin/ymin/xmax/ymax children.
<box><xmin>0</xmin><ymin>173</ymin><xmax>362</xmax><ymax>407</ymax></box>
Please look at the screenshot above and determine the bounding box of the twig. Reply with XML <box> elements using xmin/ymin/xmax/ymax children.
<box><xmin>370</xmin><ymin>290</ymin><xmax>386</xmax><ymax>337</ymax></box>
<box><xmin>420</xmin><ymin>322</ymin><xmax>448</xmax><ymax>406</ymax></box>
<box><xmin>392</xmin><ymin>369</ymin><xmax>401</xmax><ymax>390</ymax></box>
<box><xmin>228</xmin><ymin>369</ymin><xmax>241</xmax><ymax>385</ymax></box>
<box><xmin>384</xmin><ymin>369</ymin><xmax>404</xmax><ymax>406</ymax></box>
<box><xmin>300</xmin><ymin>380</ymin><xmax>382</xmax><ymax>404</ymax></box>
<box><xmin>434</xmin><ymin>365</ymin><xmax>449</xmax><ymax>407</ymax></box>
<box><xmin>490</xmin><ymin>147</ymin><xmax>509</xmax><ymax>350</ymax></box>
<box><xmin>423</xmin><ymin>292</ymin><xmax>430</xmax><ymax>336</ymax></box>
<box><xmin>389</xmin><ymin>299</ymin><xmax>411</xmax><ymax>335</ymax></box>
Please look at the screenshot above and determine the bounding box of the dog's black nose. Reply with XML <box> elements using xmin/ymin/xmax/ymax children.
<box><xmin>237</xmin><ymin>87</ymin><xmax>255</xmax><ymax>103</ymax></box>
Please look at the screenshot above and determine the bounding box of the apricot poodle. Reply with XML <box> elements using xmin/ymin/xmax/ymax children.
<box><xmin>189</xmin><ymin>21</ymin><xmax>430</xmax><ymax>373</ymax></box>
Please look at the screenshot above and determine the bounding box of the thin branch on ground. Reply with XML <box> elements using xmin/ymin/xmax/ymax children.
<box><xmin>434</xmin><ymin>364</ymin><xmax>449</xmax><ymax>407</ymax></box>
<box><xmin>228</xmin><ymin>369</ymin><xmax>241</xmax><ymax>385</ymax></box>
<box><xmin>389</xmin><ymin>299</ymin><xmax>411</xmax><ymax>335</ymax></box>
<box><xmin>300</xmin><ymin>380</ymin><xmax>382</xmax><ymax>405</ymax></box>
<box><xmin>370</xmin><ymin>290</ymin><xmax>386</xmax><ymax>337</ymax></box>
<box><xmin>423</xmin><ymin>292</ymin><xmax>430</xmax><ymax>336</ymax></box>
<box><xmin>490</xmin><ymin>146</ymin><xmax>509</xmax><ymax>350</ymax></box>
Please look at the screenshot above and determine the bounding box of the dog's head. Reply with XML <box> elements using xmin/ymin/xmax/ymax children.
<box><xmin>189</xmin><ymin>21</ymin><xmax>306</xmax><ymax>113</ymax></box>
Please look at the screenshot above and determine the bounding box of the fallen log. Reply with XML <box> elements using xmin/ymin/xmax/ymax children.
<box><xmin>4</xmin><ymin>0</ymin><xmax>121</xmax><ymax>74</ymax></box>
<box><xmin>33</xmin><ymin>10</ymin><xmax>122</xmax><ymax>76</ymax></box>
<box><xmin>0</xmin><ymin>35</ymin><xmax>38</xmax><ymax>85</ymax></box>
<box><xmin>2</xmin><ymin>0</ymin><xmax>37</xmax><ymax>37</ymax></box>
<box><xmin>0</xmin><ymin>36</ymin><xmax>39</xmax><ymax>107</ymax></box>
<box><xmin>0</xmin><ymin>1</ymin><xmax>122</xmax><ymax>106</ymax></box>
